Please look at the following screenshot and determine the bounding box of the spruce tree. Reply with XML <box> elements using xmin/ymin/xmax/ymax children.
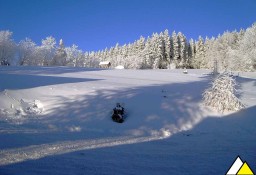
<box><xmin>193</xmin><ymin>36</ymin><xmax>205</xmax><ymax>68</ymax></box>
<box><xmin>163</xmin><ymin>29</ymin><xmax>171</xmax><ymax>66</ymax></box>
<box><xmin>203</xmin><ymin>73</ymin><xmax>244</xmax><ymax>112</ymax></box>
<box><xmin>178</xmin><ymin>32</ymin><xmax>187</xmax><ymax>68</ymax></box>
<box><xmin>171</xmin><ymin>31</ymin><xmax>180</xmax><ymax>68</ymax></box>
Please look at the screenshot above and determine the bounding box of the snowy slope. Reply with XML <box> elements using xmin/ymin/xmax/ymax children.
<box><xmin>0</xmin><ymin>66</ymin><xmax>255</xmax><ymax>175</ymax></box>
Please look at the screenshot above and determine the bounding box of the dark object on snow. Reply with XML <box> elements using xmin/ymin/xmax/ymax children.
<box><xmin>112</xmin><ymin>103</ymin><xmax>125</xmax><ymax>123</ymax></box>
<box><xmin>1</xmin><ymin>59</ymin><xmax>10</xmax><ymax>66</ymax></box>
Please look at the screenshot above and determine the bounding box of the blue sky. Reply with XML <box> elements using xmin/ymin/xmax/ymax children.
<box><xmin>0</xmin><ymin>0</ymin><xmax>256</xmax><ymax>51</ymax></box>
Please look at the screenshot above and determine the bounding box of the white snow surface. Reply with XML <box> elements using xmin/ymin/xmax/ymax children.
<box><xmin>115</xmin><ymin>65</ymin><xmax>125</xmax><ymax>69</ymax></box>
<box><xmin>0</xmin><ymin>66</ymin><xmax>255</xmax><ymax>175</ymax></box>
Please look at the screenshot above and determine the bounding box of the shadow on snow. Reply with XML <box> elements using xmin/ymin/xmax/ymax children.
<box><xmin>0</xmin><ymin>66</ymin><xmax>107</xmax><ymax>75</ymax></box>
<box><xmin>0</xmin><ymin>73</ymin><xmax>255</xmax><ymax>174</ymax></box>
<box><xmin>0</xmin><ymin>73</ymin><xmax>102</xmax><ymax>90</ymax></box>
<box><xmin>0</xmin><ymin>104</ymin><xmax>255</xmax><ymax>174</ymax></box>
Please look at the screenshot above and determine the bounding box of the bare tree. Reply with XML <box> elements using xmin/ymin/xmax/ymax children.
<box><xmin>0</xmin><ymin>30</ymin><xmax>16</xmax><ymax>65</ymax></box>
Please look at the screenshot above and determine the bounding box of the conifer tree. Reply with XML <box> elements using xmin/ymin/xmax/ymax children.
<box><xmin>178</xmin><ymin>32</ymin><xmax>187</xmax><ymax>68</ymax></box>
<box><xmin>193</xmin><ymin>36</ymin><xmax>205</xmax><ymax>69</ymax></box>
<box><xmin>171</xmin><ymin>31</ymin><xmax>180</xmax><ymax>68</ymax></box>
<box><xmin>203</xmin><ymin>73</ymin><xmax>244</xmax><ymax>112</ymax></box>
<box><xmin>163</xmin><ymin>29</ymin><xmax>171</xmax><ymax>66</ymax></box>
<box><xmin>52</xmin><ymin>39</ymin><xmax>67</xmax><ymax>66</ymax></box>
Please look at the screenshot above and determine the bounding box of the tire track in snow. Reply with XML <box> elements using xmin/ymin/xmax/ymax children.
<box><xmin>0</xmin><ymin>105</ymin><xmax>210</xmax><ymax>166</ymax></box>
<box><xmin>0</xmin><ymin>134</ymin><xmax>169</xmax><ymax>166</ymax></box>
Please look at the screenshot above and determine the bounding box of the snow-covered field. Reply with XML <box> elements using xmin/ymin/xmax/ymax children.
<box><xmin>0</xmin><ymin>66</ymin><xmax>255</xmax><ymax>175</ymax></box>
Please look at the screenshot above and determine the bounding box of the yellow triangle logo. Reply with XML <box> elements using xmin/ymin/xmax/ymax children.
<box><xmin>237</xmin><ymin>162</ymin><xmax>254</xmax><ymax>175</ymax></box>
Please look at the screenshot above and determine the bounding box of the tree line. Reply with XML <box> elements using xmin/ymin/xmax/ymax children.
<box><xmin>0</xmin><ymin>23</ymin><xmax>255</xmax><ymax>71</ymax></box>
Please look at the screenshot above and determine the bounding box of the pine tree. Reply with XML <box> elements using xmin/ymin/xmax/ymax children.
<box><xmin>150</xmin><ymin>33</ymin><xmax>165</xmax><ymax>69</ymax></box>
<box><xmin>163</xmin><ymin>29</ymin><xmax>171</xmax><ymax>66</ymax></box>
<box><xmin>187</xmin><ymin>39</ymin><xmax>195</xmax><ymax>68</ymax></box>
<box><xmin>52</xmin><ymin>39</ymin><xmax>67</xmax><ymax>66</ymax></box>
<box><xmin>203</xmin><ymin>73</ymin><xmax>244</xmax><ymax>112</ymax></box>
<box><xmin>142</xmin><ymin>37</ymin><xmax>153</xmax><ymax>68</ymax></box>
<box><xmin>193</xmin><ymin>36</ymin><xmax>205</xmax><ymax>69</ymax></box>
<box><xmin>171</xmin><ymin>31</ymin><xmax>180</xmax><ymax>68</ymax></box>
<box><xmin>178</xmin><ymin>32</ymin><xmax>187</xmax><ymax>68</ymax></box>
<box><xmin>236</xmin><ymin>23</ymin><xmax>256</xmax><ymax>71</ymax></box>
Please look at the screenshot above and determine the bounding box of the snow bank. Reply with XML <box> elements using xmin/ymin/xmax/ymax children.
<box><xmin>115</xmin><ymin>65</ymin><xmax>124</xmax><ymax>69</ymax></box>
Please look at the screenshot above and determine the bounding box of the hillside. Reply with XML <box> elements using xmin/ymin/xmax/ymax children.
<box><xmin>0</xmin><ymin>67</ymin><xmax>255</xmax><ymax>174</ymax></box>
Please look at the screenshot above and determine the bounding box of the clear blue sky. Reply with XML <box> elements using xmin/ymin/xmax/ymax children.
<box><xmin>0</xmin><ymin>0</ymin><xmax>256</xmax><ymax>51</ymax></box>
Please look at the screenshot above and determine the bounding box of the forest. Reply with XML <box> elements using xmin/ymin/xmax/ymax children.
<box><xmin>0</xmin><ymin>23</ymin><xmax>255</xmax><ymax>72</ymax></box>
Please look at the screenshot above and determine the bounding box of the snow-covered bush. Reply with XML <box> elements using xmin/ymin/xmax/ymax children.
<box><xmin>20</xmin><ymin>99</ymin><xmax>44</xmax><ymax>115</ymax></box>
<box><xmin>203</xmin><ymin>73</ymin><xmax>244</xmax><ymax>112</ymax></box>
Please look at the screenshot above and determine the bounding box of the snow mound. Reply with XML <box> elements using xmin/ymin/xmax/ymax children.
<box><xmin>20</xmin><ymin>99</ymin><xmax>44</xmax><ymax>115</ymax></box>
<box><xmin>0</xmin><ymin>99</ymin><xmax>44</xmax><ymax>124</ymax></box>
<box><xmin>115</xmin><ymin>65</ymin><xmax>124</xmax><ymax>69</ymax></box>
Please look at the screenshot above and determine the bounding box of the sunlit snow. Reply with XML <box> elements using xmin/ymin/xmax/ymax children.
<box><xmin>0</xmin><ymin>67</ymin><xmax>255</xmax><ymax>174</ymax></box>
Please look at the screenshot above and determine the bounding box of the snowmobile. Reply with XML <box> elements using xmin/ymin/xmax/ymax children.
<box><xmin>112</xmin><ymin>103</ymin><xmax>125</xmax><ymax>123</ymax></box>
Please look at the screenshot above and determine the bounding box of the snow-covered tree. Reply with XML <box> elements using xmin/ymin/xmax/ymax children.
<box><xmin>65</xmin><ymin>44</ymin><xmax>84</xmax><ymax>67</ymax></box>
<box><xmin>7</xmin><ymin>23</ymin><xmax>252</xmax><ymax>70</ymax></box>
<box><xmin>163</xmin><ymin>29</ymin><xmax>171</xmax><ymax>66</ymax></box>
<box><xmin>84</xmin><ymin>51</ymin><xmax>99</xmax><ymax>67</ymax></box>
<box><xmin>142</xmin><ymin>37</ymin><xmax>154</xmax><ymax>68</ymax></box>
<box><xmin>203</xmin><ymin>36</ymin><xmax>216</xmax><ymax>70</ymax></box>
<box><xmin>213</xmin><ymin>33</ymin><xmax>232</xmax><ymax>71</ymax></box>
<box><xmin>86</xmin><ymin>25</ymin><xmax>255</xmax><ymax>71</ymax></box>
<box><xmin>52</xmin><ymin>39</ymin><xmax>67</xmax><ymax>66</ymax></box>
<box><xmin>203</xmin><ymin>73</ymin><xmax>244</xmax><ymax>113</ymax></box>
<box><xmin>235</xmin><ymin>23</ymin><xmax>256</xmax><ymax>71</ymax></box>
<box><xmin>142</xmin><ymin>33</ymin><xmax>163</xmax><ymax>69</ymax></box>
<box><xmin>187</xmin><ymin>39</ymin><xmax>195</xmax><ymax>68</ymax></box>
<box><xmin>178</xmin><ymin>32</ymin><xmax>187</xmax><ymax>68</ymax></box>
<box><xmin>0</xmin><ymin>30</ymin><xmax>16</xmax><ymax>65</ymax></box>
<box><xmin>193</xmin><ymin>36</ymin><xmax>205</xmax><ymax>69</ymax></box>
<box><xmin>39</xmin><ymin>36</ymin><xmax>57</xmax><ymax>66</ymax></box>
<box><xmin>171</xmin><ymin>31</ymin><xmax>179</xmax><ymax>68</ymax></box>
<box><xmin>228</xmin><ymin>30</ymin><xmax>245</xmax><ymax>71</ymax></box>
<box><xmin>134</xmin><ymin>36</ymin><xmax>145</xmax><ymax>54</ymax></box>
<box><xmin>152</xmin><ymin>33</ymin><xmax>166</xmax><ymax>69</ymax></box>
<box><xmin>18</xmin><ymin>38</ymin><xmax>37</xmax><ymax>65</ymax></box>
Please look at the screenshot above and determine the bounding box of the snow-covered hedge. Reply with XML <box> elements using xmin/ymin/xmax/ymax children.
<box><xmin>203</xmin><ymin>73</ymin><xmax>244</xmax><ymax>112</ymax></box>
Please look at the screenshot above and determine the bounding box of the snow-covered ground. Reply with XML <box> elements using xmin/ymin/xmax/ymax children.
<box><xmin>0</xmin><ymin>66</ymin><xmax>255</xmax><ymax>175</ymax></box>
